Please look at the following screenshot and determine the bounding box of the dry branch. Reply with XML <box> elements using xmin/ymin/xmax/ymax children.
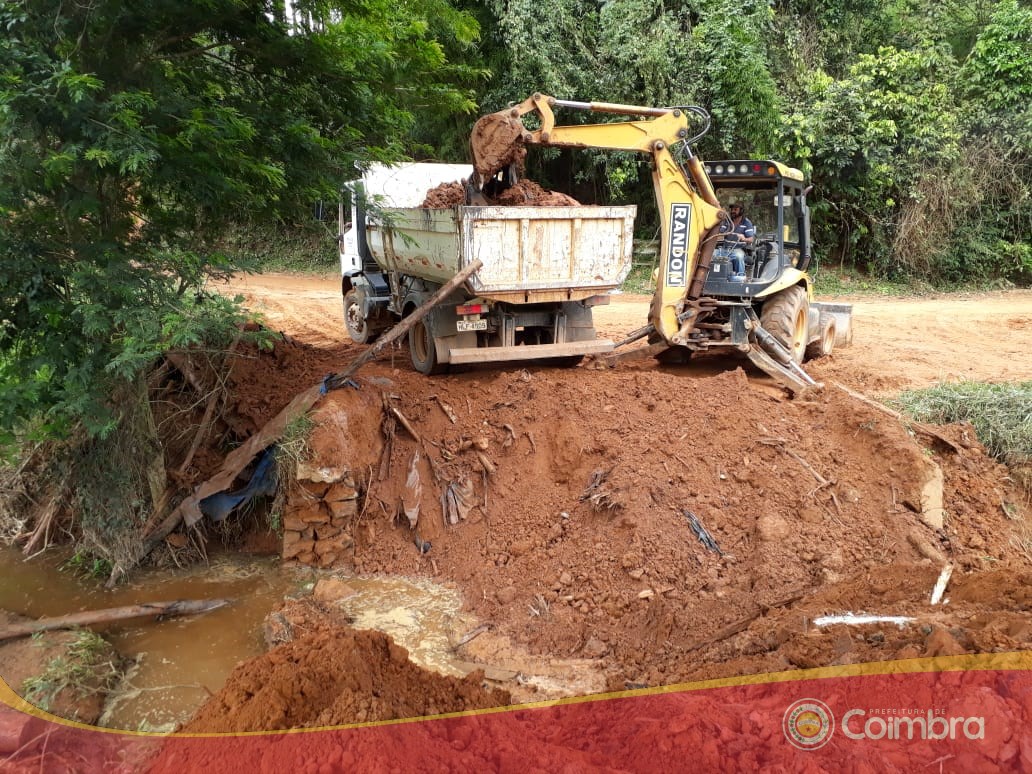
<box><xmin>0</xmin><ymin>599</ymin><xmax>230</xmax><ymax>642</ymax></box>
<box><xmin>832</xmin><ymin>382</ymin><xmax>961</xmax><ymax>452</ymax></box>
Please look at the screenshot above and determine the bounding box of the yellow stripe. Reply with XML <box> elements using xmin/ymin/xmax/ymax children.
<box><xmin>3</xmin><ymin>651</ymin><xmax>1029</xmax><ymax>738</ymax></box>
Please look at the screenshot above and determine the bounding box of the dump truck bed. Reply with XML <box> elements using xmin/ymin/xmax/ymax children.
<box><xmin>367</xmin><ymin>205</ymin><xmax>636</xmax><ymax>302</ymax></box>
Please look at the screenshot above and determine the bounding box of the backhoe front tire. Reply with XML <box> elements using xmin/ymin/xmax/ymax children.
<box><xmin>760</xmin><ymin>286</ymin><xmax>808</xmax><ymax>363</ymax></box>
<box><xmin>409</xmin><ymin>318</ymin><xmax>448</xmax><ymax>375</ymax></box>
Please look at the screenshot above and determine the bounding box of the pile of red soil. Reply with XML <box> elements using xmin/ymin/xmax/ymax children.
<box><xmin>420</xmin><ymin>179</ymin><xmax>580</xmax><ymax>208</ymax></box>
<box><xmin>183</xmin><ymin>625</ymin><xmax>509</xmax><ymax>731</ymax></box>
<box><xmin>492</xmin><ymin>179</ymin><xmax>580</xmax><ymax>206</ymax></box>
<box><xmin>179</xmin><ymin>327</ymin><xmax>1032</xmax><ymax>721</ymax></box>
<box><xmin>421</xmin><ymin>181</ymin><xmax>466</xmax><ymax>208</ymax></box>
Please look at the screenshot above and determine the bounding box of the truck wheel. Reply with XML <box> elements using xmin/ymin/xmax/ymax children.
<box><xmin>760</xmin><ymin>286</ymin><xmax>808</xmax><ymax>363</ymax></box>
<box><xmin>343</xmin><ymin>288</ymin><xmax>377</xmax><ymax>344</ymax></box>
<box><xmin>409</xmin><ymin>318</ymin><xmax>448</xmax><ymax>375</ymax></box>
<box><xmin>805</xmin><ymin>316</ymin><xmax>836</xmax><ymax>361</ymax></box>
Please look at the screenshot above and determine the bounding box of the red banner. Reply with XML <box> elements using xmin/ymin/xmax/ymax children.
<box><xmin>2</xmin><ymin>653</ymin><xmax>1030</xmax><ymax>772</ymax></box>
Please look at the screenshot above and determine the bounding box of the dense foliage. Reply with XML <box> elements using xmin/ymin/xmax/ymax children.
<box><xmin>0</xmin><ymin>0</ymin><xmax>479</xmax><ymax>441</ymax></box>
<box><xmin>1</xmin><ymin>0</ymin><xmax>1029</xmax><ymax>442</ymax></box>
<box><xmin>476</xmin><ymin>0</ymin><xmax>1031</xmax><ymax>282</ymax></box>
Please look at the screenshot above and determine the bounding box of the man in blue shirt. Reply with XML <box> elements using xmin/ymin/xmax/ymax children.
<box><xmin>719</xmin><ymin>203</ymin><xmax>756</xmax><ymax>281</ymax></box>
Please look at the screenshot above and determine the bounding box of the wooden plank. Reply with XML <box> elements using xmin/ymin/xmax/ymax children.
<box><xmin>448</xmin><ymin>340</ymin><xmax>614</xmax><ymax>364</ymax></box>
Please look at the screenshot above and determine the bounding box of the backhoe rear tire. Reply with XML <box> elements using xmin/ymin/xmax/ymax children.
<box><xmin>760</xmin><ymin>286</ymin><xmax>808</xmax><ymax>363</ymax></box>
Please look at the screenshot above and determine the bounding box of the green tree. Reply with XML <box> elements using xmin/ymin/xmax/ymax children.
<box><xmin>0</xmin><ymin>0</ymin><xmax>478</xmax><ymax>444</ymax></box>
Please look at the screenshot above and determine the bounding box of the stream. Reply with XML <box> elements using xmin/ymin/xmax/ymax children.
<box><xmin>0</xmin><ymin>546</ymin><xmax>479</xmax><ymax>732</ymax></box>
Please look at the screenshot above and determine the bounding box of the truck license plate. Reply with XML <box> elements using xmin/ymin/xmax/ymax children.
<box><xmin>457</xmin><ymin>319</ymin><xmax>487</xmax><ymax>332</ymax></box>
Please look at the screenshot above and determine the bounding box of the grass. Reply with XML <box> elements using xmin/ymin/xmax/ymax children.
<box><xmin>892</xmin><ymin>381</ymin><xmax>1032</xmax><ymax>467</ymax></box>
<box><xmin>61</xmin><ymin>549</ymin><xmax>114</xmax><ymax>580</ymax></box>
<box><xmin>620</xmin><ymin>261</ymin><xmax>657</xmax><ymax>294</ymax></box>
<box><xmin>219</xmin><ymin>220</ymin><xmax>339</xmax><ymax>274</ymax></box>
<box><xmin>22</xmin><ymin>630</ymin><xmax>121</xmax><ymax>713</ymax></box>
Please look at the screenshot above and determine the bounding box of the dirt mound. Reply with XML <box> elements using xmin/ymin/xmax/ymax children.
<box><xmin>420</xmin><ymin>179</ymin><xmax>581</xmax><ymax>209</ymax></box>
<box><xmin>183</xmin><ymin>624</ymin><xmax>509</xmax><ymax>732</ymax></box>
<box><xmin>173</xmin><ymin>295</ymin><xmax>1032</xmax><ymax>724</ymax></box>
<box><xmin>421</xmin><ymin>181</ymin><xmax>466</xmax><ymax>208</ymax></box>
<box><xmin>227</xmin><ymin>360</ymin><xmax>1027</xmax><ymax>690</ymax></box>
<box><xmin>492</xmin><ymin>180</ymin><xmax>580</xmax><ymax>206</ymax></box>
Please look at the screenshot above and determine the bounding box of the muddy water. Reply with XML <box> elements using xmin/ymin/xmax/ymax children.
<box><xmin>0</xmin><ymin>546</ymin><xmax>311</xmax><ymax>731</ymax></box>
<box><xmin>0</xmin><ymin>548</ymin><xmax>485</xmax><ymax>731</ymax></box>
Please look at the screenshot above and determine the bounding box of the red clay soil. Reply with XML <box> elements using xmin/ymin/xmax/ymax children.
<box><xmin>492</xmin><ymin>179</ymin><xmax>580</xmax><ymax>206</ymax></box>
<box><xmin>177</xmin><ymin>330</ymin><xmax>1032</xmax><ymax>724</ymax></box>
<box><xmin>421</xmin><ymin>181</ymin><xmax>466</xmax><ymax>208</ymax></box>
<box><xmin>420</xmin><ymin>179</ymin><xmax>581</xmax><ymax>208</ymax></box>
<box><xmin>183</xmin><ymin>623</ymin><xmax>508</xmax><ymax>731</ymax></box>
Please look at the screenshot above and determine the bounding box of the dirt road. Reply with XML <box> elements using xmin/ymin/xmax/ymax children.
<box><xmin>223</xmin><ymin>273</ymin><xmax>1032</xmax><ymax>392</ymax></box>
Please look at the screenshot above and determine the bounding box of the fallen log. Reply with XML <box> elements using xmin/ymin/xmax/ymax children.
<box><xmin>108</xmin><ymin>260</ymin><xmax>483</xmax><ymax>587</ymax></box>
<box><xmin>0</xmin><ymin>599</ymin><xmax>230</xmax><ymax>642</ymax></box>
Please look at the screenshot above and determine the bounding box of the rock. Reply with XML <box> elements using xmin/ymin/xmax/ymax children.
<box><xmin>496</xmin><ymin>586</ymin><xmax>517</xmax><ymax>605</ymax></box>
<box><xmin>559</xmin><ymin>571</ymin><xmax>573</xmax><ymax>586</ymax></box>
<box><xmin>509</xmin><ymin>538</ymin><xmax>534</xmax><ymax>557</ymax></box>
<box><xmin>324</xmin><ymin>482</ymin><xmax>358</xmax><ymax>502</ymax></box>
<box><xmin>283</xmin><ymin>538</ymin><xmax>315</xmax><ymax>559</ymax></box>
<box><xmin>297</xmin><ymin>505</ymin><xmax>330</xmax><ymax>524</ymax></box>
<box><xmin>327</xmin><ymin>499</ymin><xmax>358</xmax><ymax>520</ymax></box>
<box><xmin>313</xmin><ymin>577</ymin><xmax>358</xmax><ymax>604</ymax></box>
<box><xmin>918</xmin><ymin>459</ymin><xmax>945</xmax><ymax>529</ymax></box>
<box><xmin>907</xmin><ymin>528</ymin><xmax>946</xmax><ymax>563</ymax></box>
<box><xmin>627</xmin><ymin>568</ymin><xmax>645</xmax><ymax>580</ymax></box>
<box><xmin>315</xmin><ymin>534</ymin><xmax>354</xmax><ymax>556</ymax></box>
<box><xmin>924</xmin><ymin>626</ymin><xmax>966</xmax><ymax>657</ymax></box>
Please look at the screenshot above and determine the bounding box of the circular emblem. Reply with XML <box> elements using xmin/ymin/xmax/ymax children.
<box><xmin>783</xmin><ymin>698</ymin><xmax>835</xmax><ymax>750</ymax></box>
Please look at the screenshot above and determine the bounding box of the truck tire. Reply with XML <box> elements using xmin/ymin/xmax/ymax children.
<box><xmin>805</xmin><ymin>316</ymin><xmax>836</xmax><ymax>361</ymax></box>
<box><xmin>343</xmin><ymin>288</ymin><xmax>378</xmax><ymax>345</ymax></box>
<box><xmin>409</xmin><ymin>318</ymin><xmax>448</xmax><ymax>375</ymax></box>
<box><xmin>760</xmin><ymin>286</ymin><xmax>808</xmax><ymax>363</ymax></box>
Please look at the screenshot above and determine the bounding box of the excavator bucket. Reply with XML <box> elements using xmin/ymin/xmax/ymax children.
<box><xmin>470</xmin><ymin>109</ymin><xmax>527</xmax><ymax>186</ymax></box>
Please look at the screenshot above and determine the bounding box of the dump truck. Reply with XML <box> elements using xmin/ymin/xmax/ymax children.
<box><xmin>338</xmin><ymin>162</ymin><xmax>634</xmax><ymax>373</ymax></box>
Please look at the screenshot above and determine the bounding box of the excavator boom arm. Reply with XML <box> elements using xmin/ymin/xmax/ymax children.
<box><xmin>477</xmin><ymin>94</ymin><xmax>724</xmax><ymax>343</ymax></box>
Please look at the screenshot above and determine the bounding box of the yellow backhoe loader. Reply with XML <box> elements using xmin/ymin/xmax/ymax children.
<box><xmin>470</xmin><ymin>93</ymin><xmax>852</xmax><ymax>392</ymax></box>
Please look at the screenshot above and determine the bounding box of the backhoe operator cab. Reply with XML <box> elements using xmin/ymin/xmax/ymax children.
<box><xmin>670</xmin><ymin>157</ymin><xmax>850</xmax><ymax>370</ymax></box>
<box><xmin>701</xmin><ymin>160</ymin><xmax>811</xmax><ymax>296</ymax></box>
